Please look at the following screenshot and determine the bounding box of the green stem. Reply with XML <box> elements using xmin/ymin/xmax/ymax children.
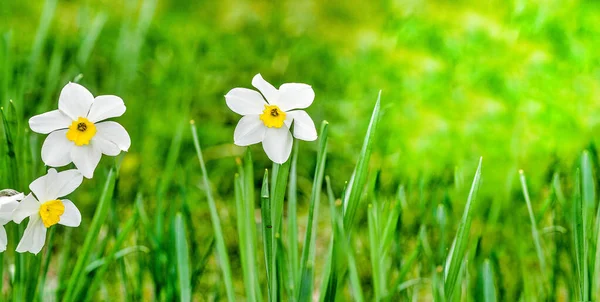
<box><xmin>190</xmin><ymin>121</ymin><xmax>236</xmax><ymax>301</ymax></box>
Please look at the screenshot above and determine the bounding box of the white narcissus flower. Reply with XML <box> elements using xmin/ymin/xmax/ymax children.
<box><xmin>0</xmin><ymin>190</ymin><xmax>24</xmax><ymax>252</ymax></box>
<box><xmin>225</xmin><ymin>74</ymin><xmax>318</xmax><ymax>164</ymax></box>
<box><xmin>13</xmin><ymin>169</ymin><xmax>83</xmax><ymax>254</ymax></box>
<box><xmin>29</xmin><ymin>82</ymin><xmax>131</xmax><ymax>179</ymax></box>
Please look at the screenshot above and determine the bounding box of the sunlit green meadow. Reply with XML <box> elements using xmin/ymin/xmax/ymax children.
<box><xmin>2</xmin><ymin>0</ymin><xmax>600</xmax><ymax>301</ymax></box>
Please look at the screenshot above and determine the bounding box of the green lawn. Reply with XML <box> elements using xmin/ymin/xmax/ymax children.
<box><xmin>2</xmin><ymin>0</ymin><xmax>600</xmax><ymax>300</ymax></box>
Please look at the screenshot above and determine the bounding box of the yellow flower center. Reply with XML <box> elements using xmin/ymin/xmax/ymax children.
<box><xmin>66</xmin><ymin>117</ymin><xmax>97</xmax><ymax>146</ymax></box>
<box><xmin>259</xmin><ymin>105</ymin><xmax>286</xmax><ymax>128</ymax></box>
<box><xmin>39</xmin><ymin>199</ymin><xmax>65</xmax><ymax>228</ymax></box>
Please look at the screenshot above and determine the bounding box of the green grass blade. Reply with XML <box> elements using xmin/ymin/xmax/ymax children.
<box><xmin>519</xmin><ymin>170</ymin><xmax>547</xmax><ymax>276</ymax></box>
<box><xmin>234</xmin><ymin>174</ymin><xmax>256</xmax><ymax>302</ymax></box>
<box><xmin>268</xmin><ymin>154</ymin><xmax>291</xmax><ymax>300</ymax></box>
<box><xmin>243</xmin><ymin>151</ymin><xmax>263</xmax><ymax>302</ymax></box>
<box><xmin>482</xmin><ymin>259</ymin><xmax>497</xmax><ymax>302</ymax></box>
<box><xmin>84</xmin><ymin>246</ymin><xmax>148</xmax><ymax>274</ymax></box>
<box><xmin>272</xmin><ymin>161</ymin><xmax>291</xmax><ymax>233</ymax></box>
<box><xmin>325</xmin><ymin>176</ymin><xmax>364</xmax><ymax>302</ymax></box>
<box><xmin>368</xmin><ymin>202</ymin><xmax>383</xmax><ymax>301</ymax></box>
<box><xmin>260</xmin><ymin>170</ymin><xmax>276</xmax><ymax>302</ymax></box>
<box><xmin>320</xmin><ymin>91</ymin><xmax>380</xmax><ymax>300</ymax></box>
<box><xmin>62</xmin><ymin>169</ymin><xmax>117</xmax><ymax>302</ymax></box>
<box><xmin>190</xmin><ymin>121</ymin><xmax>236</xmax><ymax>302</ymax></box>
<box><xmin>444</xmin><ymin>157</ymin><xmax>482</xmax><ymax>300</ymax></box>
<box><xmin>175</xmin><ymin>213</ymin><xmax>191</xmax><ymax>302</ymax></box>
<box><xmin>582</xmin><ymin>151</ymin><xmax>600</xmax><ymax>300</ymax></box>
<box><xmin>343</xmin><ymin>91</ymin><xmax>382</xmax><ymax>233</ymax></box>
<box><xmin>573</xmin><ymin>168</ymin><xmax>589</xmax><ymax>301</ymax></box>
<box><xmin>288</xmin><ymin>143</ymin><xmax>299</xmax><ymax>294</ymax></box>
<box><xmin>0</xmin><ymin>106</ymin><xmax>19</xmax><ymax>188</ymax></box>
<box><xmin>298</xmin><ymin>121</ymin><xmax>329</xmax><ymax>301</ymax></box>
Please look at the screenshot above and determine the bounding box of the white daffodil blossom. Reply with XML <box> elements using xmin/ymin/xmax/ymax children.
<box><xmin>29</xmin><ymin>82</ymin><xmax>131</xmax><ymax>178</ymax></box>
<box><xmin>225</xmin><ymin>74</ymin><xmax>318</xmax><ymax>164</ymax></box>
<box><xmin>0</xmin><ymin>190</ymin><xmax>24</xmax><ymax>252</ymax></box>
<box><xmin>13</xmin><ymin>169</ymin><xmax>83</xmax><ymax>254</ymax></box>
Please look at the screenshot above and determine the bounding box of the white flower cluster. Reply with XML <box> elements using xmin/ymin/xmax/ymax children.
<box><xmin>2</xmin><ymin>82</ymin><xmax>130</xmax><ymax>254</ymax></box>
<box><xmin>3</xmin><ymin>74</ymin><xmax>314</xmax><ymax>254</ymax></box>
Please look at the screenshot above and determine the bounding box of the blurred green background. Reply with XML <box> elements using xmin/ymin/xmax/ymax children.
<box><xmin>6</xmin><ymin>0</ymin><xmax>600</xmax><ymax>189</ymax></box>
<box><xmin>2</xmin><ymin>0</ymin><xmax>600</xmax><ymax>300</ymax></box>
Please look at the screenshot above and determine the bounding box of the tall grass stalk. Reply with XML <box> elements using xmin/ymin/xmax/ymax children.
<box><xmin>190</xmin><ymin>121</ymin><xmax>236</xmax><ymax>301</ymax></box>
<box><xmin>323</xmin><ymin>91</ymin><xmax>381</xmax><ymax>300</ymax></box>
<box><xmin>444</xmin><ymin>157</ymin><xmax>482</xmax><ymax>300</ymax></box>
<box><xmin>297</xmin><ymin>121</ymin><xmax>329</xmax><ymax>301</ymax></box>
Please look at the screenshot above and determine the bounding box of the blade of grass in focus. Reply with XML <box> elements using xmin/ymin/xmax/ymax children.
<box><xmin>190</xmin><ymin>121</ymin><xmax>236</xmax><ymax>301</ymax></box>
<box><xmin>268</xmin><ymin>152</ymin><xmax>291</xmax><ymax>300</ymax></box>
<box><xmin>288</xmin><ymin>143</ymin><xmax>299</xmax><ymax>297</ymax></box>
<box><xmin>444</xmin><ymin>157</ymin><xmax>482</xmax><ymax>300</ymax></box>
<box><xmin>234</xmin><ymin>173</ymin><xmax>256</xmax><ymax>302</ymax></box>
<box><xmin>368</xmin><ymin>202</ymin><xmax>383</xmax><ymax>301</ymax></box>
<box><xmin>175</xmin><ymin>213</ymin><xmax>191</xmax><ymax>302</ymax></box>
<box><xmin>260</xmin><ymin>170</ymin><xmax>276</xmax><ymax>302</ymax></box>
<box><xmin>343</xmin><ymin>91</ymin><xmax>382</xmax><ymax>233</ymax></box>
<box><xmin>482</xmin><ymin>259</ymin><xmax>497</xmax><ymax>302</ymax></box>
<box><xmin>243</xmin><ymin>151</ymin><xmax>263</xmax><ymax>302</ymax></box>
<box><xmin>323</xmin><ymin>91</ymin><xmax>382</xmax><ymax>300</ymax></box>
<box><xmin>298</xmin><ymin>121</ymin><xmax>329</xmax><ymax>301</ymax></box>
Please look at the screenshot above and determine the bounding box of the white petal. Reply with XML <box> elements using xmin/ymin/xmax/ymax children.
<box><xmin>287</xmin><ymin>110</ymin><xmax>318</xmax><ymax>141</ymax></box>
<box><xmin>225</xmin><ymin>88</ymin><xmax>267</xmax><ymax>115</ymax></box>
<box><xmin>87</xmin><ymin>95</ymin><xmax>126</xmax><ymax>123</ymax></box>
<box><xmin>276</xmin><ymin>83</ymin><xmax>315</xmax><ymax>111</ymax></box>
<box><xmin>95</xmin><ymin>121</ymin><xmax>131</xmax><ymax>152</ymax></box>
<box><xmin>41</xmin><ymin>130</ymin><xmax>74</xmax><ymax>167</ymax></box>
<box><xmin>29</xmin><ymin>169</ymin><xmax>55</xmax><ymax>203</ymax></box>
<box><xmin>0</xmin><ymin>226</ymin><xmax>7</xmax><ymax>252</ymax></box>
<box><xmin>12</xmin><ymin>194</ymin><xmax>40</xmax><ymax>224</ymax></box>
<box><xmin>71</xmin><ymin>145</ymin><xmax>102</xmax><ymax>179</ymax></box>
<box><xmin>29</xmin><ymin>169</ymin><xmax>83</xmax><ymax>202</ymax></box>
<box><xmin>58</xmin><ymin>82</ymin><xmax>94</xmax><ymax>120</ymax></box>
<box><xmin>92</xmin><ymin>136</ymin><xmax>120</xmax><ymax>156</ymax></box>
<box><xmin>29</xmin><ymin>110</ymin><xmax>72</xmax><ymax>134</ymax></box>
<box><xmin>252</xmin><ymin>74</ymin><xmax>279</xmax><ymax>104</ymax></box>
<box><xmin>58</xmin><ymin>199</ymin><xmax>81</xmax><ymax>227</ymax></box>
<box><xmin>0</xmin><ymin>195</ymin><xmax>20</xmax><ymax>225</ymax></box>
<box><xmin>262</xmin><ymin>127</ymin><xmax>293</xmax><ymax>164</ymax></box>
<box><xmin>234</xmin><ymin>115</ymin><xmax>266</xmax><ymax>146</ymax></box>
<box><xmin>48</xmin><ymin>169</ymin><xmax>84</xmax><ymax>200</ymax></box>
<box><xmin>16</xmin><ymin>215</ymin><xmax>47</xmax><ymax>255</ymax></box>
